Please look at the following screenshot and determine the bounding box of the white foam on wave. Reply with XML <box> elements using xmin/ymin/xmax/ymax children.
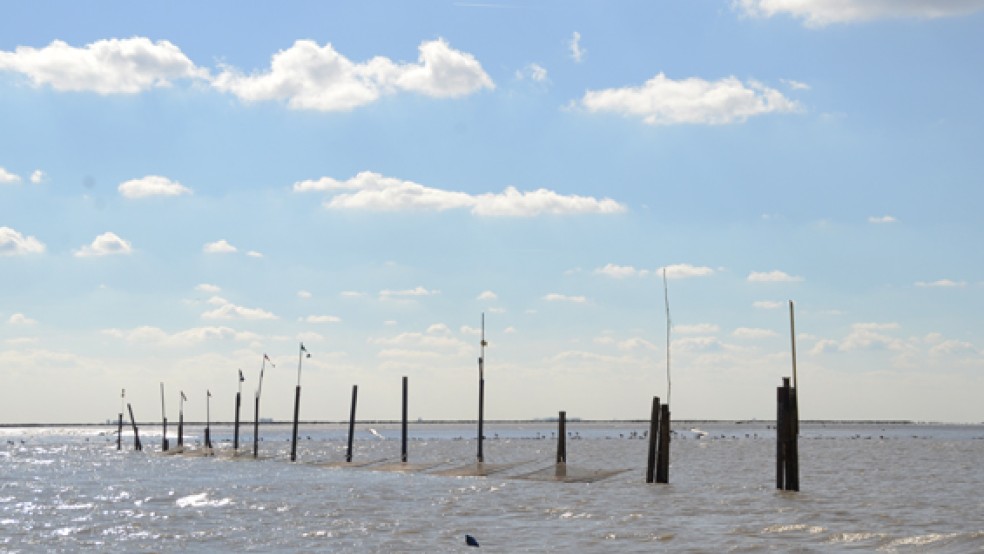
<box><xmin>175</xmin><ymin>492</ymin><xmax>232</xmax><ymax>508</ymax></box>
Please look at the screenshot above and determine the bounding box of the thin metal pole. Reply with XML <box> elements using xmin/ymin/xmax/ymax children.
<box><xmin>789</xmin><ymin>300</ymin><xmax>798</xmax><ymax>391</ymax></box>
<box><xmin>663</xmin><ymin>268</ymin><xmax>672</xmax><ymax>407</ymax></box>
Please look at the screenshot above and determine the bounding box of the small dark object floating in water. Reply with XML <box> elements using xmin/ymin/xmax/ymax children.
<box><xmin>465</xmin><ymin>534</ymin><xmax>479</xmax><ymax>547</ymax></box>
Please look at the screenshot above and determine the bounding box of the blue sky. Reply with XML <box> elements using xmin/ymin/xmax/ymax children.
<box><xmin>2</xmin><ymin>1</ymin><xmax>983</xmax><ymax>424</ymax></box>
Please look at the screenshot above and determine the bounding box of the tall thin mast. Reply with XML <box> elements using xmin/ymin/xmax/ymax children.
<box><xmin>663</xmin><ymin>267</ymin><xmax>671</xmax><ymax>407</ymax></box>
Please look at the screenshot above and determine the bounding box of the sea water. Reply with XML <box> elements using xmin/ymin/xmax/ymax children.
<box><xmin>1</xmin><ymin>422</ymin><xmax>982</xmax><ymax>552</ymax></box>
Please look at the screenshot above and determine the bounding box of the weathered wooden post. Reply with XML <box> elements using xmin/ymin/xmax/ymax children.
<box><xmin>776</xmin><ymin>377</ymin><xmax>799</xmax><ymax>491</ymax></box>
<box><xmin>205</xmin><ymin>390</ymin><xmax>212</xmax><ymax>449</ymax></box>
<box><xmin>555</xmin><ymin>411</ymin><xmax>567</xmax><ymax>477</ymax></box>
<box><xmin>253</xmin><ymin>394</ymin><xmax>260</xmax><ymax>458</ymax></box>
<box><xmin>656</xmin><ymin>403</ymin><xmax>671</xmax><ymax>483</ymax></box>
<box><xmin>178</xmin><ymin>391</ymin><xmax>185</xmax><ymax>448</ymax></box>
<box><xmin>346</xmin><ymin>385</ymin><xmax>358</xmax><ymax>463</ymax></box>
<box><xmin>645</xmin><ymin>396</ymin><xmax>660</xmax><ymax>483</ymax></box>
<box><xmin>234</xmin><ymin>370</ymin><xmax>244</xmax><ymax>451</ymax></box>
<box><xmin>127</xmin><ymin>403</ymin><xmax>142</xmax><ymax>451</ymax></box>
<box><xmin>401</xmin><ymin>376</ymin><xmax>409</xmax><ymax>463</ymax></box>
<box><xmin>160</xmin><ymin>383</ymin><xmax>169</xmax><ymax>452</ymax></box>
<box><xmin>291</xmin><ymin>343</ymin><xmax>309</xmax><ymax>463</ymax></box>
<box><xmin>117</xmin><ymin>412</ymin><xmax>123</xmax><ymax>451</ymax></box>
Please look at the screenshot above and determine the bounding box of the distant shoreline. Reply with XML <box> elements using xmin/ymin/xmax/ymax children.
<box><xmin>2</xmin><ymin>419</ymin><xmax>958</xmax><ymax>428</ymax></box>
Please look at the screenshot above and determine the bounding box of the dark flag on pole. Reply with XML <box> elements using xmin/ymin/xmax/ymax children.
<box><xmin>239</xmin><ymin>369</ymin><xmax>245</xmax><ymax>382</ymax></box>
<box><xmin>301</xmin><ymin>343</ymin><xmax>311</xmax><ymax>358</ymax></box>
<box><xmin>180</xmin><ymin>391</ymin><xmax>187</xmax><ymax>401</ymax></box>
<box><xmin>207</xmin><ymin>389</ymin><xmax>212</xmax><ymax>397</ymax></box>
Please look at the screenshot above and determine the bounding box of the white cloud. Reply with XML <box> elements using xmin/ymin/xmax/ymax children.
<box><xmin>247</xmin><ymin>250</ymin><xmax>264</xmax><ymax>258</ymax></box>
<box><xmin>543</xmin><ymin>293</ymin><xmax>587</xmax><ymax>303</ymax></box>
<box><xmin>617</xmin><ymin>337</ymin><xmax>658</xmax><ymax>351</ymax></box>
<box><xmin>517</xmin><ymin>63</ymin><xmax>548</xmax><ymax>82</ymax></box>
<box><xmin>461</xmin><ymin>325</ymin><xmax>481</xmax><ymax>336</ymax></box>
<box><xmin>379</xmin><ymin>286</ymin><xmax>439</xmax><ymax>300</ymax></box>
<box><xmin>734</xmin><ymin>0</ymin><xmax>984</xmax><ymax>26</ymax></box>
<box><xmin>915</xmin><ymin>279</ymin><xmax>966</xmax><ymax>288</ymax></box>
<box><xmin>753</xmin><ymin>300</ymin><xmax>784</xmax><ymax>309</ymax></box>
<box><xmin>212</xmin><ymin>38</ymin><xmax>493</xmax><ymax>112</ymax></box>
<box><xmin>781</xmin><ymin>78</ymin><xmax>811</xmax><ymax>91</ymax></box>
<box><xmin>74</xmin><ymin>232</ymin><xmax>132</xmax><ymax>257</ymax></box>
<box><xmin>341</xmin><ymin>291</ymin><xmax>367</xmax><ymax>298</ymax></box>
<box><xmin>595</xmin><ymin>263</ymin><xmax>647</xmax><ymax>279</ymax></box>
<box><xmin>102</xmin><ymin>325</ymin><xmax>259</xmax><ymax>346</ymax></box>
<box><xmin>369</xmin><ymin>330</ymin><xmax>470</xmax><ymax>352</ymax></box>
<box><xmin>570</xmin><ymin>31</ymin><xmax>585</xmax><ymax>63</ymax></box>
<box><xmin>118</xmin><ymin>175</ymin><xmax>192</xmax><ymax>199</ymax></box>
<box><xmin>660</xmin><ymin>263</ymin><xmax>715</xmax><ymax>279</ymax></box>
<box><xmin>0</xmin><ymin>37</ymin><xmax>207</xmax><ymax>93</ymax></box>
<box><xmin>201</xmin><ymin>296</ymin><xmax>277</xmax><ymax>321</ymax></box>
<box><xmin>675</xmin><ymin>323</ymin><xmax>720</xmax><ymax>334</ymax></box>
<box><xmin>0</xmin><ymin>226</ymin><xmax>46</xmax><ymax>256</ymax></box>
<box><xmin>29</xmin><ymin>170</ymin><xmax>45</xmax><ymax>184</ymax></box>
<box><xmin>732</xmin><ymin>327</ymin><xmax>778</xmax><ymax>339</ymax></box>
<box><xmin>297</xmin><ymin>290</ymin><xmax>313</xmax><ymax>299</ymax></box>
<box><xmin>305</xmin><ymin>315</ymin><xmax>342</xmax><ymax>324</ymax></box>
<box><xmin>0</xmin><ymin>167</ymin><xmax>20</xmax><ymax>184</ymax></box>
<box><xmin>295</xmin><ymin>171</ymin><xmax>625</xmax><ymax>217</ymax></box>
<box><xmin>581</xmin><ymin>73</ymin><xmax>798</xmax><ymax>126</ymax></box>
<box><xmin>195</xmin><ymin>283</ymin><xmax>221</xmax><ymax>294</ymax></box>
<box><xmin>747</xmin><ymin>270</ymin><xmax>803</xmax><ymax>283</ymax></box>
<box><xmin>427</xmin><ymin>323</ymin><xmax>451</xmax><ymax>335</ymax></box>
<box><xmin>477</xmin><ymin>290</ymin><xmax>498</xmax><ymax>301</ymax></box>
<box><xmin>7</xmin><ymin>313</ymin><xmax>37</xmax><ymax>326</ymax></box>
<box><xmin>868</xmin><ymin>215</ymin><xmax>897</xmax><ymax>224</ymax></box>
<box><xmin>203</xmin><ymin>239</ymin><xmax>237</xmax><ymax>254</ymax></box>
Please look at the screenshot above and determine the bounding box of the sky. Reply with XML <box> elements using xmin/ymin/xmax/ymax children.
<box><xmin>2</xmin><ymin>1</ymin><xmax>983</xmax><ymax>424</ymax></box>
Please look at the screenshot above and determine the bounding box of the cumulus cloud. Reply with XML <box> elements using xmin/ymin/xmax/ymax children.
<box><xmin>7</xmin><ymin>313</ymin><xmax>37</xmax><ymax>326</ymax></box>
<box><xmin>747</xmin><ymin>270</ymin><xmax>803</xmax><ymax>283</ymax></box>
<box><xmin>0</xmin><ymin>37</ymin><xmax>207</xmax><ymax>93</ymax></box>
<box><xmin>297</xmin><ymin>290</ymin><xmax>313</xmax><ymax>299</ymax></box>
<box><xmin>294</xmin><ymin>171</ymin><xmax>625</xmax><ymax>217</ymax></box>
<box><xmin>517</xmin><ymin>63</ymin><xmax>548</xmax><ymax>82</ymax></box>
<box><xmin>212</xmin><ymin>38</ymin><xmax>493</xmax><ymax>112</ymax></box>
<box><xmin>733</xmin><ymin>0</ymin><xmax>984</xmax><ymax>26</ymax></box>
<box><xmin>74</xmin><ymin>232</ymin><xmax>132</xmax><ymax>257</ymax></box>
<box><xmin>0</xmin><ymin>226</ymin><xmax>46</xmax><ymax>256</ymax></box>
<box><xmin>543</xmin><ymin>293</ymin><xmax>587</xmax><ymax>303</ymax></box>
<box><xmin>753</xmin><ymin>300</ymin><xmax>785</xmax><ymax>309</ymax></box>
<box><xmin>477</xmin><ymin>290</ymin><xmax>498</xmax><ymax>301</ymax></box>
<box><xmin>569</xmin><ymin>32</ymin><xmax>585</xmax><ymax>62</ymax></box>
<box><xmin>581</xmin><ymin>73</ymin><xmax>798</xmax><ymax>125</ymax></box>
<box><xmin>246</xmin><ymin>250</ymin><xmax>263</xmax><ymax>258</ymax></box>
<box><xmin>868</xmin><ymin>215</ymin><xmax>897</xmax><ymax>224</ymax></box>
<box><xmin>305</xmin><ymin>315</ymin><xmax>342</xmax><ymax>324</ymax></box>
<box><xmin>29</xmin><ymin>170</ymin><xmax>45</xmax><ymax>184</ymax></box>
<box><xmin>118</xmin><ymin>175</ymin><xmax>192</xmax><ymax>198</ymax></box>
<box><xmin>196</xmin><ymin>283</ymin><xmax>221</xmax><ymax>294</ymax></box>
<box><xmin>915</xmin><ymin>279</ymin><xmax>966</xmax><ymax>288</ymax></box>
<box><xmin>675</xmin><ymin>323</ymin><xmax>720</xmax><ymax>334</ymax></box>
<box><xmin>379</xmin><ymin>286</ymin><xmax>440</xmax><ymax>300</ymax></box>
<box><xmin>0</xmin><ymin>167</ymin><xmax>20</xmax><ymax>184</ymax></box>
<box><xmin>203</xmin><ymin>239</ymin><xmax>237</xmax><ymax>254</ymax></box>
<box><xmin>733</xmin><ymin>327</ymin><xmax>778</xmax><ymax>339</ymax></box>
<box><xmin>201</xmin><ymin>296</ymin><xmax>277</xmax><ymax>320</ymax></box>
<box><xmin>660</xmin><ymin>263</ymin><xmax>715</xmax><ymax>279</ymax></box>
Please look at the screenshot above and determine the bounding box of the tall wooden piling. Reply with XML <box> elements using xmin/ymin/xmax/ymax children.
<box><xmin>117</xmin><ymin>412</ymin><xmax>123</xmax><ymax>451</ymax></box>
<box><xmin>127</xmin><ymin>403</ymin><xmax>142</xmax><ymax>451</ymax></box>
<box><xmin>557</xmin><ymin>411</ymin><xmax>567</xmax><ymax>464</ymax></box>
<box><xmin>646</xmin><ymin>396</ymin><xmax>660</xmax><ymax>483</ymax></box>
<box><xmin>234</xmin><ymin>392</ymin><xmax>241</xmax><ymax>451</ymax></box>
<box><xmin>401</xmin><ymin>376</ymin><xmax>408</xmax><ymax>463</ymax></box>
<box><xmin>160</xmin><ymin>383</ymin><xmax>168</xmax><ymax>452</ymax></box>
<box><xmin>346</xmin><ymin>385</ymin><xmax>358</xmax><ymax>463</ymax></box>
<box><xmin>290</xmin><ymin>385</ymin><xmax>301</xmax><ymax>462</ymax></box>
<box><xmin>178</xmin><ymin>409</ymin><xmax>184</xmax><ymax>447</ymax></box>
<box><xmin>656</xmin><ymin>403</ymin><xmax>671</xmax><ymax>483</ymax></box>
<box><xmin>253</xmin><ymin>395</ymin><xmax>260</xmax><ymax>458</ymax></box>
<box><xmin>776</xmin><ymin>377</ymin><xmax>799</xmax><ymax>491</ymax></box>
<box><xmin>477</xmin><ymin>313</ymin><xmax>487</xmax><ymax>464</ymax></box>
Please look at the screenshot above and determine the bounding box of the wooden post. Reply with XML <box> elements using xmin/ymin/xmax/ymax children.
<box><xmin>656</xmin><ymin>403</ymin><xmax>670</xmax><ymax>483</ymax></box>
<box><xmin>162</xmin><ymin>417</ymin><xmax>168</xmax><ymax>452</ymax></box>
<box><xmin>178</xmin><ymin>410</ymin><xmax>184</xmax><ymax>448</ymax></box>
<box><xmin>233</xmin><ymin>392</ymin><xmax>241</xmax><ymax>451</ymax></box>
<box><xmin>346</xmin><ymin>385</ymin><xmax>358</xmax><ymax>463</ymax></box>
<box><xmin>160</xmin><ymin>383</ymin><xmax>168</xmax><ymax>452</ymax></box>
<box><xmin>253</xmin><ymin>395</ymin><xmax>260</xmax><ymax>458</ymax></box>
<box><xmin>290</xmin><ymin>385</ymin><xmax>301</xmax><ymax>462</ymax></box>
<box><xmin>127</xmin><ymin>403</ymin><xmax>142</xmax><ymax>451</ymax></box>
<box><xmin>477</xmin><ymin>377</ymin><xmax>485</xmax><ymax>463</ymax></box>
<box><xmin>556</xmin><ymin>411</ymin><xmax>567</xmax><ymax>464</ymax></box>
<box><xmin>777</xmin><ymin>377</ymin><xmax>800</xmax><ymax>490</ymax></box>
<box><xmin>776</xmin><ymin>380</ymin><xmax>785</xmax><ymax>489</ymax></box>
<box><xmin>646</xmin><ymin>396</ymin><xmax>660</xmax><ymax>483</ymax></box>
<box><xmin>401</xmin><ymin>376</ymin><xmax>408</xmax><ymax>463</ymax></box>
<box><xmin>116</xmin><ymin>412</ymin><xmax>123</xmax><ymax>451</ymax></box>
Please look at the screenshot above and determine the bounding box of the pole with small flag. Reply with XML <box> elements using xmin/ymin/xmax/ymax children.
<box><xmin>178</xmin><ymin>390</ymin><xmax>186</xmax><ymax>448</ymax></box>
<box><xmin>254</xmin><ymin>354</ymin><xmax>273</xmax><ymax>458</ymax></box>
<box><xmin>234</xmin><ymin>369</ymin><xmax>244</xmax><ymax>452</ymax></box>
<box><xmin>290</xmin><ymin>343</ymin><xmax>310</xmax><ymax>462</ymax></box>
<box><xmin>477</xmin><ymin>313</ymin><xmax>487</xmax><ymax>464</ymax></box>
<box><xmin>160</xmin><ymin>382</ymin><xmax>169</xmax><ymax>452</ymax></box>
<box><xmin>205</xmin><ymin>389</ymin><xmax>212</xmax><ymax>450</ymax></box>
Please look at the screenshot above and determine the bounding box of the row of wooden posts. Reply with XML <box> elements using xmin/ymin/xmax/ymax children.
<box><xmin>116</xmin><ymin>374</ymin><xmax>799</xmax><ymax>489</ymax></box>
